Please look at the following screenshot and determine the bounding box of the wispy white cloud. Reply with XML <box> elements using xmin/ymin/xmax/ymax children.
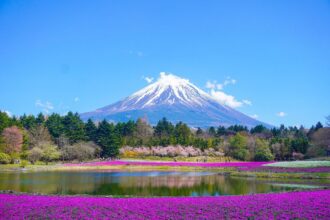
<box><xmin>209</xmin><ymin>89</ymin><xmax>243</xmax><ymax>108</ymax></box>
<box><xmin>143</xmin><ymin>76</ymin><xmax>154</xmax><ymax>84</ymax></box>
<box><xmin>223</xmin><ymin>77</ymin><xmax>236</xmax><ymax>86</ymax></box>
<box><xmin>205</xmin><ymin>81</ymin><xmax>216</xmax><ymax>89</ymax></box>
<box><xmin>250</xmin><ymin>114</ymin><xmax>259</xmax><ymax>119</ymax></box>
<box><xmin>242</xmin><ymin>99</ymin><xmax>252</xmax><ymax>106</ymax></box>
<box><xmin>74</xmin><ymin>97</ymin><xmax>80</xmax><ymax>102</ymax></box>
<box><xmin>206</xmin><ymin>77</ymin><xmax>251</xmax><ymax>108</ymax></box>
<box><xmin>277</xmin><ymin>111</ymin><xmax>287</xmax><ymax>117</ymax></box>
<box><xmin>35</xmin><ymin>100</ymin><xmax>54</xmax><ymax>113</ymax></box>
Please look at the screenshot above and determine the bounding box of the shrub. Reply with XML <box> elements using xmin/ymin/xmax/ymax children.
<box><xmin>20</xmin><ymin>160</ymin><xmax>28</xmax><ymax>168</ymax></box>
<box><xmin>40</xmin><ymin>143</ymin><xmax>60</xmax><ymax>164</ymax></box>
<box><xmin>254</xmin><ymin>139</ymin><xmax>274</xmax><ymax>161</ymax></box>
<box><xmin>227</xmin><ymin>134</ymin><xmax>250</xmax><ymax>161</ymax></box>
<box><xmin>121</xmin><ymin>150</ymin><xmax>139</xmax><ymax>158</ymax></box>
<box><xmin>292</xmin><ymin>152</ymin><xmax>304</xmax><ymax>160</ymax></box>
<box><xmin>0</xmin><ymin>152</ymin><xmax>11</xmax><ymax>164</ymax></box>
<box><xmin>27</xmin><ymin>147</ymin><xmax>43</xmax><ymax>164</ymax></box>
<box><xmin>61</xmin><ymin>142</ymin><xmax>101</xmax><ymax>161</ymax></box>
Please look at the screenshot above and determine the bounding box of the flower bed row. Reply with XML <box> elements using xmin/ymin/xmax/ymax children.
<box><xmin>64</xmin><ymin>160</ymin><xmax>270</xmax><ymax>168</ymax></box>
<box><xmin>1</xmin><ymin>190</ymin><xmax>329</xmax><ymax>219</ymax></box>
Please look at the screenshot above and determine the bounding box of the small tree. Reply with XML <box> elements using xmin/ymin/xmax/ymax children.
<box><xmin>1</xmin><ymin>126</ymin><xmax>23</xmax><ymax>155</ymax></box>
<box><xmin>227</xmin><ymin>133</ymin><xmax>249</xmax><ymax>161</ymax></box>
<box><xmin>85</xmin><ymin>119</ymin><xmax>98</xmax><ymax>142</ymax></box>
<box><xmin>41</xmin><ymin>143</ymin><xmax>60</xmax><ymax>164</ymax></box>
<box><xmin>61</xmin><ymin>142</ymin><xmax>101</xmax><ymax>161</ymax></box>
<box><xmin>0</xmin><ymin>152</ymin><xmax>11</xmax><ymax>164</ymax></box>
<box><xmin>28</xmin><ymin>125</ymin><xmax>52</xmax><ymax>148</ymax></box>
<box><xmin>254</xmin><ymin>139</ymin><xmax>274</xmax><ymax>161</ymax></box>
<box><xmin>27</xmin><ymin>147</ymin><xmax>43</xmax><ymax>164</ymax></box>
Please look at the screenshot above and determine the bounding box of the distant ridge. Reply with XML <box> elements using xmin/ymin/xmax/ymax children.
<box><xmin>81</xmin><ymin>72</ymin><xmax>271</xmax><ymax>128</ymax></box>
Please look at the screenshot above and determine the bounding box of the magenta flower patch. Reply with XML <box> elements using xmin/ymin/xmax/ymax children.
<box><xmin>0</xmin><ymin>190</ymin><xmax>329</xmax><ymax>219</ymax></box>
<box><xmin>64</xmin><ymin>160</ymin><xmax>270</xmax><ymax>168</ymax></box>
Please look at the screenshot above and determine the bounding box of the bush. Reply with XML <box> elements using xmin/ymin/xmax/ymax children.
<box><xmin>121</xmin><ymin>150</ymin><xmax>139</xmax><ymax>158</ymax></box>
<box><xmin>254</xmin><ymin>139</ymin><xmax>274</xmax><ymax>161</ymax></box>
<box><xmin>61</xmin><ymin>142</ymin><xmax>101</xmax><ymax>161</ymax></box>
<box><xmin>40</xmin><ymin>143</ymin><xmax>60</xmax><ymax>164</ymax></box>
<box><xmin>307</xmin><ymin>145</ymin><xmax>326</xmax><ymax>158</ymax></box>
<box><xmin>227</xmin><ymin>134</ymin><xmax>250</xmax><ymax>161</ymax></box>
<box><xmin>27</xmin><ymin>147</ymin><xmax>43</xmax><ymax>164</ymax></box>
<box><xmin>20</xmin><ymin>160</ymin><xmax>29</xmax><ymax>168</ymax></box>
<box><xmin>0</xmin><ymin>152</ymin><xmax>11</xmax><ymax>164</ymax></box>
<box><xmin>292</xmin><ymin>152</ymin><xmax>304</xmax><ymax>160</ymax></box>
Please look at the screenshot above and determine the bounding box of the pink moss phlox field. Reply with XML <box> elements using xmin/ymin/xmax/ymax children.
<box><xmin>64</xmin><ymin>160</ymin><xmax>270</xmax><ymax>168</ymax></box>
<box><xmin>1</xmin><ymin>190</ymin><xmax>330</xmax><ymax>219</ymax></box>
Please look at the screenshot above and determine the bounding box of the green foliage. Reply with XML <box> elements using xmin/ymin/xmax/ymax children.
<box><xmin>254</xmin><ymin>139</ymin><xmax>274</xmax><ymax>161</ymax></box>
<box><xmin>290</xmin><ymin>138</ymin><xmax>309</xmax><ymax>154</ymax></box>
<box><xmin>228</xmin><ymin>133</ymin><xmax>249</xmax><ymax>161</ymax></box>
<box><xmin>20</xmin><ymin>160</ymin><xmax>28</xmax><ymax>168</ymax></box>
<box><xmin>45</xmin><ymin>113</ymin><xmax>64</xmax><ymax>139</ymax></box>
<box><xmin>228</xmin><ymin>125</ymin><xmax>248</xmax><ymax>133</ymax></box>
<box><xmin>0</xmin><ymin>152</ymin><xmax>11</xmax><ymax>164</ymax></box>
<box><xmin>208</xmin><ymin>127</ymin><xmax>216</xmax><ymax>136</ymax></box>
<box><xmin>0</xmin><ymin>111</ymin><xmax>327</xmax><ymax>162</ymax></box>
<box><xmin>216</xmin><ymin>126</ymin><xmax>226</xmax><ymax>136</ymax></box>
<box><xmin>174</xmin><ymin>122</ymin><xmax>192</xmax><ymax>146</ymax></box>
<box><xmin>0</xmin><ymin>111</ymin><xmax>11</xmax><ymax>133</ymax></box>
<box><xmin>27</xmin><ymin>147</ymin><xmax>43</xmax><ymax>164</ymax></box>
<box><xmin>154</xmin><ymin>118</ymin><xmax>175</xmax><ymax>138</ymax></box>
<box><xmin>39</xmin><ymin>143</ymin><xmax>61</xmax><ymax>163</ymax></box>
<box><xmin>250</xmin><ymin>125</ymin><xmax>267</xmax><ymax>134</ymax></box>
<box><xmin>36</xmin><ymin>113</ymin><xmax>45</xmax><ymax>125</ymax></box>
<box><xmin>62</xmin><ymin>112</ymin><xmax>86</xmax><ymax>144</ymax></box>
<box><xmin>85</xmin><ymin>119</ymin><xmax>98</xmax><ymax>142</ymax></box>
<box><xmin>19</xmin><ymin>114</ymin><xmax>37</xmax><ymax>130</ymax></box>
<box><xmin>97</xmin><ymin>120</ymin><xmax>120</xmax><ymax>158</ymax></box>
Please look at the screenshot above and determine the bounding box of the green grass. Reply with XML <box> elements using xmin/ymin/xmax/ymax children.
<box><xmin>230</xmin><ymin>170</ymin><xmax>330</xmax><ymax>179</ymax></box>
<box><xmin>266</xmin><ymin>161</ymin><xmax>330</xmax><ymax>168</ymax></box>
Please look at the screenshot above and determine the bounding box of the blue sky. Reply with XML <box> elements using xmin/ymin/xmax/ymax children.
<box><xmin>0</xmin><ymin>0</ymin><xmax>329</xmax><ymax>127</ymax></box>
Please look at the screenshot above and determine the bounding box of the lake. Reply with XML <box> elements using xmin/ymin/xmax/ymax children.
<box><xmin>0</xmin><ymin>170</ymin><xmax>328</xmax><ymax>196</ymax></box>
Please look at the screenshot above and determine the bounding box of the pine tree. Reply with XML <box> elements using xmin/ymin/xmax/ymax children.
<box><xmin>36</xmin><ymin>113</ymin><xmax>45</xmax><ymax>125</ymax></box>
<box><xmin>85</xmin><ymin>119</ymin><xmax>97</xmax><ymax>142</ymax></box>
<box><xmin>96</xmin><ymin>120</ymin><xmax>120</xmax><ymax>158</ymax></box>
<box><xmin>45</xmin><ymin>113</ymin><xmax>64</xmax><ymax>139</ymax></box>
<box><xmin>62</xmin><ymin>112</ymin><xmax>86</xmax><ymax>144</ymax></box>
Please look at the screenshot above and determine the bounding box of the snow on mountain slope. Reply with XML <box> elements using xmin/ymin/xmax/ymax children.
<box><xmin>80</xmin><ymin>72</ymin><xmax>270</xmax><ymax>128</ymax></box>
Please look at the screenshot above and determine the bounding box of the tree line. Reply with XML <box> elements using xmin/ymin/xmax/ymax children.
<box><xmin>0</xmin><ymin>111</ymin><xmax>329</xmax><ymax>164</ymax></box>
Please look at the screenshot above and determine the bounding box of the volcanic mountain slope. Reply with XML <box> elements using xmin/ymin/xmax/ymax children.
<box><xmin>81</xmin><ymin>73</ymin><xmax>270</xmax><ymax>128</ymax></box>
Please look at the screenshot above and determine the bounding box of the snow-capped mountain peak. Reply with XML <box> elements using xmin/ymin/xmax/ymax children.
<box><xmin>128</xmin><ymin>72</ymin><xmax>213</xmax><ymax>108</ymax></box>
<box><xmin>81</xmin><ymin>72</ymin><xmax>270</xmax><ymax>128</ymax></box>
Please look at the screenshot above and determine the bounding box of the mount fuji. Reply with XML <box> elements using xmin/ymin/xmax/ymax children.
<box><xmin>81</xmin><ymin>73</ymin><xmax>270</xmax><ymax>128</ymax></box>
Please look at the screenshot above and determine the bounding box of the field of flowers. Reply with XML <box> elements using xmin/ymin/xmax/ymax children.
<box><xmin>0</xmin><ymin>190</ymin><xmax>329</xmax><ymax>219</ymax></box>
<box><xmin>65</xmin><ymin>160</ymin><xmax>270</xmax><ymax>169</ymax></box>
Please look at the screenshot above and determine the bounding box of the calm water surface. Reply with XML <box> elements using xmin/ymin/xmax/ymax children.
<box><xmin>0</xmin><ymin>170</ymin><xmax>328</xmax><ymax>196</ymax></box>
